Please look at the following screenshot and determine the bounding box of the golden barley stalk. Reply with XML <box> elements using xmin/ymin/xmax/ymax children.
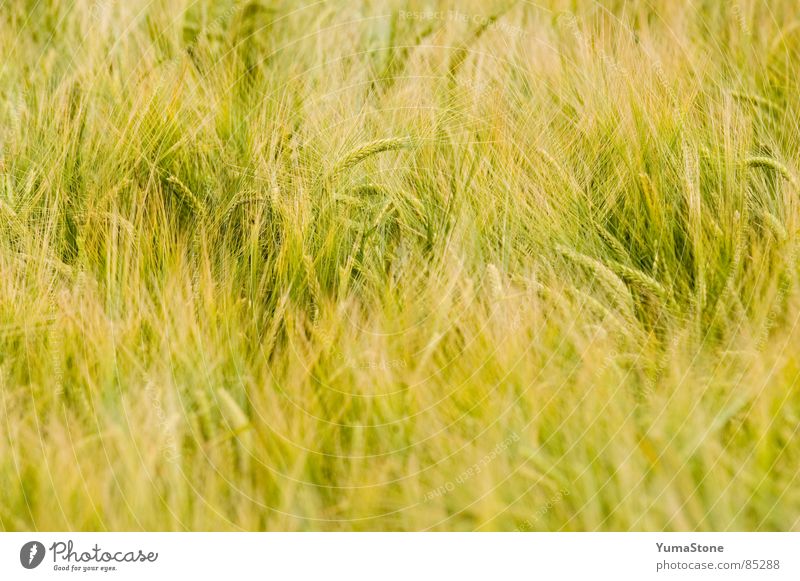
<box><xmin>486</xmin><ymin>263</ymin><xmax>504</xmax><ymax>301</ymax></box>
<box><xmin>0</xmin><ymin>198</ymin><xmax>25</xmax><ymax>236</ymax></box>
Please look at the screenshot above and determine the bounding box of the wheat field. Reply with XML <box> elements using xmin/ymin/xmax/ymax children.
<box><xmin>1</xmin><ymin>0</ymin><xmax>799</xmax><ymax>531</ymax></box>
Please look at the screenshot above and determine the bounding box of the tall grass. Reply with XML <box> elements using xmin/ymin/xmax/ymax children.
<box><xmin>1</xmin><ymin>0</ymin><xmax>799</xmax><ymax>531</ymax></box>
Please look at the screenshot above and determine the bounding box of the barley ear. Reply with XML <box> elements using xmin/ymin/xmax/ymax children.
<box><xmin>556</xmin><ymin>245</ymin><xmax>633</xmax><ymax>315</ymax></box>
<box><xmin>606</xmin><ymin>260</ymin><xmax>668</xmax><ymax>300</ymax></box>
<box><xmin>167</xmin><ymin>174</ymin><xmax>207</xmax><ymax>219</ymax></box>
<box><xmin>326</xmin><ymin>137</ymin><xmax>413</xmax><ymax>186</ymax></box>
<box><xmin>745</xmin><ymin>157</ymin><xmax>797</xmax><ymax>186</ymax></box>
<box><xmin>486</xmin><ymin>263</ymin><xmax>504</xmax><ymax>301</ymax></box>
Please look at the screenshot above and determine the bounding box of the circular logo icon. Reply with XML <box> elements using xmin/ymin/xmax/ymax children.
<box><xmin>20</xmin><ymin>541</ymin><xmax>46</xmax><ymax>569</ymax></box>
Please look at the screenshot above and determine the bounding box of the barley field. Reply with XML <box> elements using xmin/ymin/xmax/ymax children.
<box><xmin>1</xmin><ymin>0</ymin><xmax>799</xmax><ymax>531</ymax></box>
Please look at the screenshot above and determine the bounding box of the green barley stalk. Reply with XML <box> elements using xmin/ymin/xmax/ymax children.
<box><xmin>756</xmin><ymin>208</ymin><xmax>788</xmax><ymax>241</ymax></box>
<box><xmin>730</xmin><ymin>91</ymin><xmax>782</xmax><ymax>116</ymax></box>
<box><xmin>325</xmin><ymin>137</ymin><xmax>413</xmax><ymax>186</ymax></box>
<box><xmin>167</xmin><ymin>174</ymin><xmax>207</xmax><ymax>219</ymax></box>
<box><xmin>216</xmin><ymin>388</ymin><xmax>249</xmax><ymax>430</ymax></box>
<box><xmin>606</xmin><ymin>260</ymin><xmax>668</xmax><ymax>299</ymax></box>
<box><xmin>556</xmin><ymin>245</ymin><xmax>633</xmax><ymax>315</ymax></box>
<box><xmin>539</xmin><ymin>147</ymin><xmax>583</xmax><ymax>197</ymax></box>
<box><xmin>215</xmin><ymin>388</ymin><xmax>253</xmax><ymax>451</ymax></box>
<box><xmin>303</xmin><ymin>252</ymin><xmax>323</xmax><ymax>302</ymax></box>
<box><xmin>215</xmin><ymin>195</ymin><xmax>270</xmax><ymax>227</ymax></box>
<box><xmin>683</xmin><ymin>142</ymin><xmax>706</xmax><ymax>308</ymax></box>
<box><xmin>562</xmin><ymin>284</ymin><xmax>635</xmax><ymax>336</ymax></box>
<box><xmin>596</xmin><ymin>225</ymin><xmax>629</xmax><ymax>260</ymax></box>
<box><xmin>745</xmin><ymin>156</ymin><xmax>797</xmax><ymax>186</ymax></box>
<box><xmin>447</xmin><ymin>2</ymin><xmax>517</xmax><ymax>82</ymax></box>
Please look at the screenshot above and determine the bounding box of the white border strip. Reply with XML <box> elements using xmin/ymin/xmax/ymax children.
<box><xmin>1</xmin><ymin>533</ymin><xmax>797</xmax><ymax>580</ymax></box>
